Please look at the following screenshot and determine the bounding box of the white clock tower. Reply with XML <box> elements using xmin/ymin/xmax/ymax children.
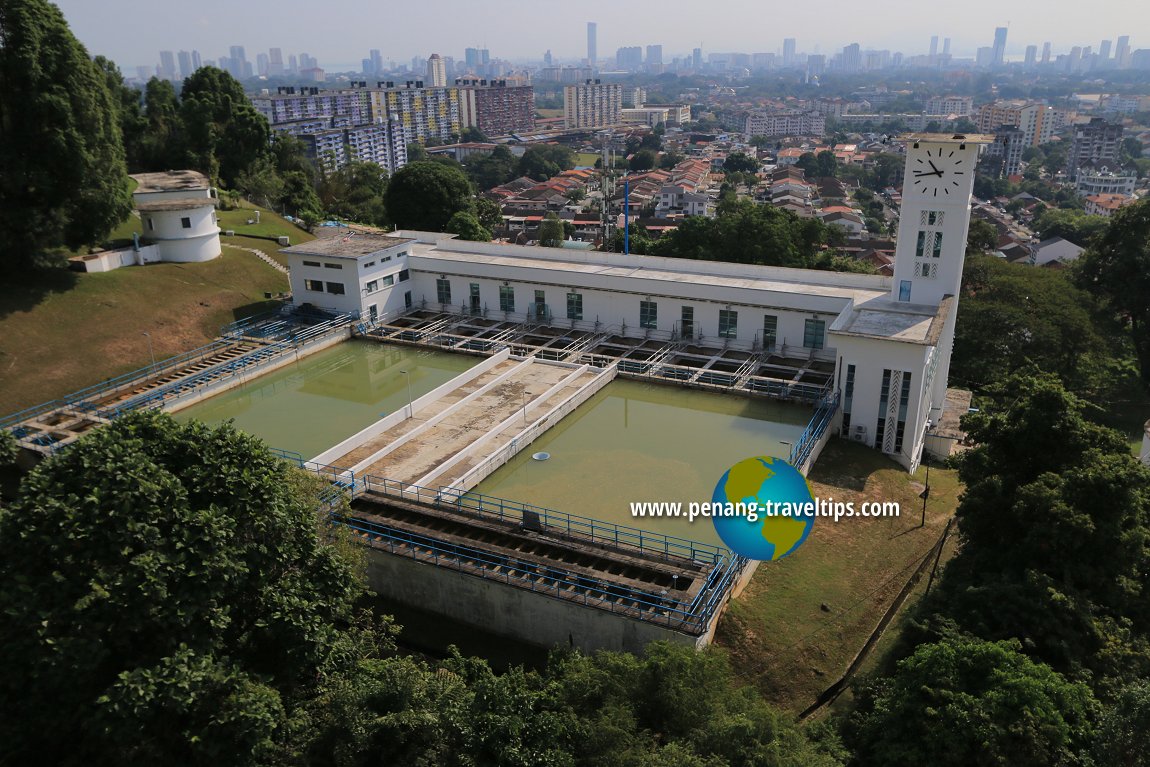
<box><xmin>828</xmin><ymin>134</ymin><xmax>993</xmax><ymax>472</ymax></box>
<box><xmin>890</xmin><ymin>135</ymin><xmax>991</xmax><ymax>307</ymax></box>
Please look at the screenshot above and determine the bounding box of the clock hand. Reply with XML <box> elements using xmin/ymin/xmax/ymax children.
<box><xmin>928</xmin><ymin>160</ymin><xmax>941</xmax><ymax>173</ymax></box>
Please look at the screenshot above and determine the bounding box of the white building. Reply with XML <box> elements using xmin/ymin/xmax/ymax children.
<box><xmin>1075</xmin><ymin>169</ymin><xmax>1137</xmax><ymax>196</ymax></box>
<box><xmin>282</xmin><ymin>233</ymin><xmax>414</xmax><ymax>320</ymax></box>
<box><xmin>563</xmin><ymin>81</ymin><xmax>622</xmax><ymax>129</ymax></box>
<box><xmin>744</xmin><ymin>110</ymin><xmax>825</xmax><ymax>137</ymax></box>
<box><xmin>130</xmin><ymin>171</ymin><xmax>221</xmax><ymax>263</ymax></box>
<box><xmin>282</xmin><ymin>133</ymin><xmax>993</xmax><ymax>471</ymax></box>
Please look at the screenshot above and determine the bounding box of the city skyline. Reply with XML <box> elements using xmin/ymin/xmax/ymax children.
<box><xmin>53</xmin><ymin>0</ymin><xmax>1146</xmax><ymax>72</ymax></box>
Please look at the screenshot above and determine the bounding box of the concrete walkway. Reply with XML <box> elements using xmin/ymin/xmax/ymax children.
<box><xmin>223</xmin><ymin>243</ymin><xmax>289</xmax><ymax>274</ymax></box>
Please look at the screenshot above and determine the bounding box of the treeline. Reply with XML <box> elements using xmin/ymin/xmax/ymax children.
<box><xmin>843</xmin><ymin>370</ymin><xmax>1150</xmax><ymax>765</ymax></box>
<box><xmin>0</xmin><ymin>413</ymin><xmax>842</xmax><ymax>767</ymax></box>
<box><xmin>614</xmin><ymin>197</ymin><xmax>876</xmax><ymax>274</ymax></box>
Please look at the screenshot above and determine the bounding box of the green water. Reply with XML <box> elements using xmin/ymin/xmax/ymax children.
<box><xmin>474</xmin><ymin>379</ymin><xmax>813</xmax><ymax>547</ymax></box>
<box><xmin>173</xmin><ymin>341</ymin><xmax>478</xmax><ymax>459</ymax></box>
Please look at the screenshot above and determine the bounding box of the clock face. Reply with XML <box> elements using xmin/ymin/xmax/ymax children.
<box><xmin>910</xmin><ymin>145</ymin><xmax>967</xmax><ymax>199</ymax></box>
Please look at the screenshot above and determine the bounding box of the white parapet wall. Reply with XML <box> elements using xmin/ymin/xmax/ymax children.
<box><xmin>440</xmin><ymin>362</ymin><xmax>618</xmax><ymax>494</ymax></box>
<box><xmin>309</xmin><ymin>348</ymin><xmax>512</xmax><ymax>466</ymax></box>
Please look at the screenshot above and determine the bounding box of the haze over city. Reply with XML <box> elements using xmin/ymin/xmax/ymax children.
<box><xmin>53</xmin><ymin>0</ymin><xmax>1147</xmax><ymax>70</ymax></box>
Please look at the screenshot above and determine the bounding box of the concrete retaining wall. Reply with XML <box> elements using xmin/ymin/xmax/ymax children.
<box><xmin>365</xmin><ymin>546</ymin><xmax>705</xmax><ymax>654</ymax></box>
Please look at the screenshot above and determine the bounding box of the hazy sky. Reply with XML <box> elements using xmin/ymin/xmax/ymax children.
<box><xmin>53</xmin><ymin>0</ymin><xmax>1145</xmax><ymax>71</ymax></box>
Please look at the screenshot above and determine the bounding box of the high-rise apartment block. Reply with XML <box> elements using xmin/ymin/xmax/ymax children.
<box><xmin>563</xmin><ymin>81</ymin><xmax>621</xmax><ymax>129</ymax></box>
<box><xmin>976</xmin><ymin>100</ymin><xmax>1058</xmax><ymax>146</ymax></box>
<box><xmin>457</xmin><ymin>78</ymin><xmax>536</xmax><ymax>136</ymax></box>
<box><xmin>1067</xmin><ymin>117</ymin><xmax>1125</xmax><ymax>180</ymax></box>
<box><xmin>426</xmin><ymin>54</ymin><xmax>447</xmax><ymax>87</ymax></box>
<box><xmin>587</xmin><ymin>22</ymin><xmax>597</xmax><ymax>67</ymax></box>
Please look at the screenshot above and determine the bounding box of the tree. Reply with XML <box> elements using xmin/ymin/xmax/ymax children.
<box><xmin>659</xmin><ymin>151</ymin><xmax>685</xmax><ymax>169</ymax></box>
<box><xmin>445</xmin><ymin>211</ymin><xmax>491</xmax><ymax>242</ymax></box>
<box><xmin>0</xmin><ymin>412</ymin><xmax>369</xmax><ymax>765</ymax></box>
<box><xmin>517</xmin><ymin>143</ymin><xmax>575</xmax><ymax>181</ymax></box>
<box><xmin>138</xmin><ymin>77</ymin><xmax>183</xmax><ymax>171</ymax></box>
<box><xmin>1033</xmin><ymin>207</ymin><xmax>1109</xmax><ymax>246</ymax></box>
<box><xmin>639</xmin><ymin>132</ymin><xmax>662</xmax><ymax>151</ymax></box>
<box><xmin>814</xmin><ymin>150</ymin><xmax>838</xmax><ymax>178</ymax></box>
<box><xmin>724</xmin><ymin>151</ymin><xmax>760</xmax><ymax>174</ymax></box>
<box><xmin>94</xmin><ymin>57</ymin><xmax>146</xmax><ymax>172</ymax></box>
<box><xmin>1076</xmin><ymin>198</ymin><xmax>1150</xmax><ymax>385</ymax></box>
<box><xmin>952</xmin><ymin>256</ymin><xmax>1112</xmax><ymax>392</ymax></box>
<box><xmin>472</xmin><ymin>196</ymin><xmax>503</xmax><ymax>232</ymax></box>
<box><xmin>966</xmin><ymin>219</ymin><xmax>999</xmax><ymax>254</ymax></box>
<box><xmin>179</xmin><ymin>67</ymin><xmax>270</xmax><ymax>187</ymax></box>
<box><xmin>0</xmin><ymin>429</ymin><xmax>16</xmax><ymax>464</ymax></box>
<box><xmin>1093</xmin><ymin>681</ymin><xmax>1150</xmax><ymax>766</ymax></box>
<box><xmin>383</xmin><ymin>161</ymin><xmax>473</xmax><ymax>232</ymax></box>
<box><xmin>406</xmin><ymin>142</ymin><xmax>429</xmax><ymax>162</ymax></box>
<box><xmin>466</xmin><ymin>145</ymin><xmax>518</xmax><ymax>190</ymax></box>
<box><xmin>848</xmin><ymin>638</ymin><xmax>1097</xmax><ymax>767</ymax></box>
<box><xmin>280</xmin><ymin>170</ymin><xmax>322</xmax><ymax>226</ymax></box>
<box><xmin>0</xmin><ymin>0</ymin><xmax>133</xmax><ymax>267</ymax></box>
<box><xmin>460</xmin><ymin>126</ymin><xmax>488</xmax><ymax>143</ymax></box>
<box><xmin>318</xmin><ymin>161</ymin><xmax>389</xmax><ymax>227</ymax></box>
<box><xmin>629</xmin><ymin>149</ymin><xmax>658</xmax><ymax>171</ymax></box>
<box><xmin>538</xmin><ymin>213</ymin><xmax>564</xmax><ymax>247</ymax></box>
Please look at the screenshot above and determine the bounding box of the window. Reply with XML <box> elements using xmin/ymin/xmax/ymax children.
<box><xmin>898</xmin><ymin>280</ymin><xmax>911</xmax><ymax>301</ymax></box>
<box><xmin>180</xmin><ymin>217</ymin><xmax>191</xmax><ymax>229</ymax></box>
<box><xmin>382</xmin><ymin>255</ymin><xmax>392</xmax><ymax>262</ymax></box>
<box><xmin>436</xmin><ymin>278</ymin><xmax>452</xmax><ymax>304</ymax></box>
<box><xmin>326</xmin><ymin>282</ymin><xmax>346</xmax><ymax>295</ymax></box>
<box><xmin>763</xmin><ymin>314</ymin><xmax>777</xmax><ymax>349</ymax></box>
<box><xmin>368</xmin><ymin>304</ymin><xmax>378</xmax><ymax>321</ymax></box>
<box><xmin>382</xmin><ymin>274</ymin><xmax>395</xmax><ymax>286</ymax></box>
<box><xmin>718</xmin><ymin>309</ymin><xmax>738</xmax><ymax>339</ymax></box>
<box><xmin>875</xmin><ymin>369</ymin><xmax>890</xmax><ymax>450</ymax></box>
<box><xmin>469</xmin><ymin>283</ymin><xmax>481</xmax><ymax>314</ymax></box>
<box><xmin>364</xmin><ymin>261</ymin><xmax>376</xmax><ymax>268</ymax></box>
<box><xmin>535</xmin><ymin>290</ymin><xmax>546</xmax><ymax>306</ymax></box>
<box><xmin>803</xmin><ymin>318</ymin><xmax>825</xmax><ymax>349</ymax></box>
<box><xmin>566</xmin><ymin>292</ymin><xmax>583</xmax><ymax>321</ymax></box>
<box><xmin>920</xmin><ymin>210</ymin><xmax>944</xmax><ymax>226</ymax></box>
<box><xmin>639</xmin><ymin>300</ymin><xmax>657</xmax><ymax>329</ymax></box>
<box><xmin>915</xmin><ymin>230</ymin><xmax>927</xmax><ymax>258</ymax></box>
<box><xmin>398</xmin><ymin>269</ymin><xmax>409</xmax><ymax>282</ymax></box>
<box><xmin>499</xmin><ymin>285</ymin><xmax>515</xmax><ymax>312</ymax></box>
<box><xmin>324</xmin><ymin>262</ymin><xmax>343</xmax><ymax>269</ymax></box>
<box><xmin>302</xmin><ymin>260</ymin><xmax>321</xmax><ymax>267</ymax></box>
<box><xmin>146</xmin><ymin>218</ymin><xmax>154</xmax><ymax>231</ymax></box>
<box><xmin>404</xmin><ymin>291</ymin><xmax>412</xmax><ymax>308</ymax></box>
<box><xmin>894</xmin><ymin>373</ymin><xmax>912</xmax><ymax>453</ymax></box>
<box><xmin>367</xmin><ymin>280</ymin><xmax>380</xmax><ymax>293</ymax></box>
<box><xmin>304</xmin><ymin>279</ymin><xmax>324</xmax><ymax>292</ymax></box>
<box><xmin>932</xmin><ymin>231</ymin><xmax>943</xmax><ymax>259</ymax></box>
<box><xmin>915</xmin><ymin>262</ymin><xmax>938</xmax><ymax>279</ymax></box>
<box><xmin>681</xmin><ymin>306</ymin><xmax>694</xmax><ymax>338</ymax></box>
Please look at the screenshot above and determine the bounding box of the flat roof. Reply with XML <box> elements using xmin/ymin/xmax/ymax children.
<box><xmin>281</xmin><ymin>233</ymin><xmax>414</xmax><ymax>258</ymax></box>
<box><xmin>900</xmin><ymin>133</ymin><xmax>996</xmax><ymax>144</ymax></box>
<box><xmin>830</xmin><ymin>296</ymin><xmax>953</xmax><ymax>345</ymax></box>
<box><xmin>408</xmin><ymin>242</ymin><xmax>887</xmax><ymax>304</ymax></box>
<box><xmin>130</xmin><ymin>170</ymin><xmax>210</xmax><ymax>194</ymax></box>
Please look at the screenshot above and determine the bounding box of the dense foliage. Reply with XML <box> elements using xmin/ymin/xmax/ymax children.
<box><xmin>1076</xmin><ymin>197</ymin><xmax>1150</xmax><ymax>386</ymax></box>
<box><xmin>0</xmin><ymin>412</ymin><xmax>839</xmax><ymax>766</ymax></box>
<box><xmin>0</xmin><ymin>0</ymin><xmax>133</xmax><ymax>266</ymax></box>
<box><xmin>383</xmin><ymin>161</ymin><xmax>474</xmax><ymax>232</ymax></box>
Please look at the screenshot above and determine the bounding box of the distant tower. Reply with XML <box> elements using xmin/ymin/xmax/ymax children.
<box><xmin>1041</xmin><ymin>41</ymin><xmax>1052</xmax><ymax>64</ymax></box>
<box><xmin>1116</xmin><ymin>35</ymin><xmax>1131</xmax><ymax>68</ymax></box>
<box><xmin>783</xmin><ymin>37</ymin><xmax>796</xmax><ymax>67</ymax></box>
<box><xmin>942</xmin><ymin>38</ymin><xmax>951</xmax><ymax>57</ymax></box>
<box><xmin>587</xmin><ymin>22</ymin><xmax>597</xmax><ymax>67</ymax></box>
<box><xmin>992</xmin><ymin>26</ymin><xmax>1008</xmax><ymax>66</ymax></box>
<box><xmin>929</xmin><ymin>35</ymin><xmax>938</xmax><ymax>64</ymax></box>
<box><xmin>426</xmin><ymin>53</ymin><xmax>446</xmax><ymax>87</ymax></box>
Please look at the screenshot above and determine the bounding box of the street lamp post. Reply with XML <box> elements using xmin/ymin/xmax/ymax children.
<box><xmin>142</xmin><ymin>332</ymin><xmax>156</xmax><ymax>372</ymax></box>
<box><xmin>400</xmin><ymin>370</ymin><xmax>413</xmax><ymax>418</ymax></box>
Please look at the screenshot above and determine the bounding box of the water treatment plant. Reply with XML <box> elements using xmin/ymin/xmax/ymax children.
<box><xmin>1</xmin><ymin>134</ymin><xmax>990</xmax><ymax>654</ymax></box>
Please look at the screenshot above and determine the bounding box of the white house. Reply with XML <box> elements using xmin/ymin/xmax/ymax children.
<box><xmin>130</xmin><ymin>171</ymin><xmax>221</xmax><ymax>263</ymax></box>
<box><xmin>281</xmin><ymin>232</ymin><xmax>414</xmax><ymax>320</ymax></box>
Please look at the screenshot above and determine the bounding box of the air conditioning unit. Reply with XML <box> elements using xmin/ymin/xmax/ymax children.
<box><xmin>851</xmin><ymin>425</ymin><xmax>868</xmax><ymax>443</ymax></box>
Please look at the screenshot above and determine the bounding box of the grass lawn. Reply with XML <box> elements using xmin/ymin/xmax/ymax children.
<box><xmin>574</xmin><ymin>152</ymin><xmax>601</xmax><ymax>168</ymax></box>
<box><xmin>0</xmin><ymin>252</ymin><xmax>287</xmax><ymax>416</ymax></box>
<box><xmin>714</xmin><ymin>439</ymin><xmax>962</xmax><ymax>714</ymax></box>
<box><xmin>536</xmin><ymin>108</ymin><xmax>564</xmax><ymax>119</ymax></box>
<box><xmin>217</xmin><ymin>202</ymin><xmax>315</xmax><ymax>269</ymax></box>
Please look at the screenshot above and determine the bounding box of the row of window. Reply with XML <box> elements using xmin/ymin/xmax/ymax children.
<box><xmin>436</xmin><ymin>280</ymin><xmax>826</xmax><ymax>347</ymax></box>
<box><xmin>304</xmin><ymin>279</ymin><xmax>346</xmax><ymax>295</ymax></box>
<box><xmin>302</xmin><ymin>260</ymin><xmax>344</xmax><ymax>270</ymax></box>
<box><xmin>145</xmin><ymin>217</ymin><xmax>195</xmax><ymax>231</ymax></box>
<box><xmin>840</xmin><ymin>366</ymin><xmax>913</xmax><ymax>456</ymax></box>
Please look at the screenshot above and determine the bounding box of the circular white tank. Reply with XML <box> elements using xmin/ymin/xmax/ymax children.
<box><xmin>139</xmin><ymin>203</ymin><xmax>221</xmax><ymax>263</ymax></box>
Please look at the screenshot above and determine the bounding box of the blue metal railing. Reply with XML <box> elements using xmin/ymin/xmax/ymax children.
<box><xmin>788</xmin><ymin>390</ymin><xmax>841</xmax><ymax>470</ymax></box>
<box><xmin>332</xmin><ymin>510</ymin><xmax>738</xmax><ymax>633</ymax></box>
<box><xmin>61</xmin><ymin>340</ymin><xmax>234</xmax><ymax>409</ymax></box>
